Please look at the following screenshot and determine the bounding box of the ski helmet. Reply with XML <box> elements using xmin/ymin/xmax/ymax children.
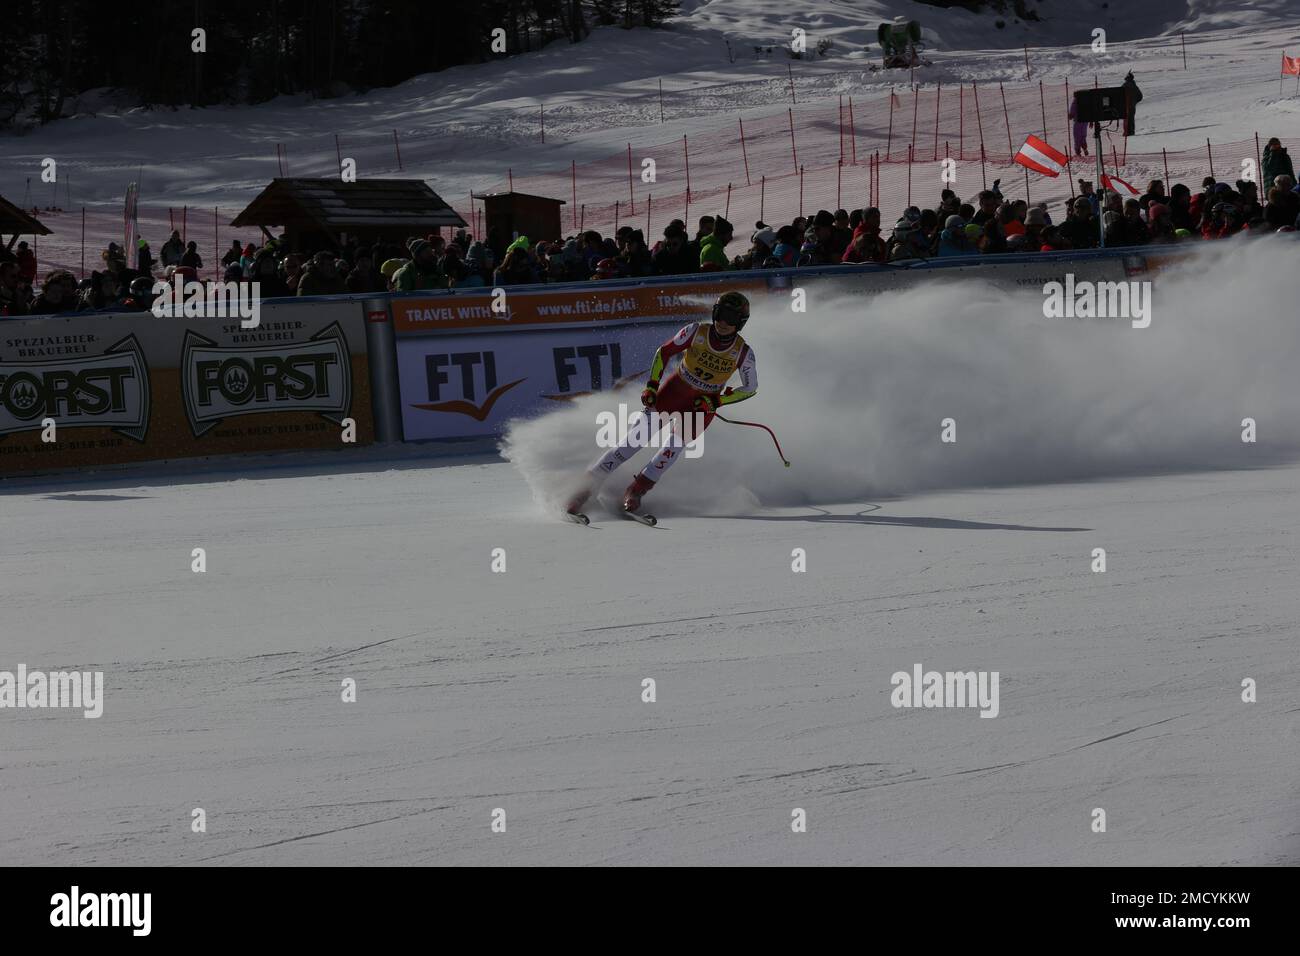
<box><xmin>712</xmin><ymin>291</ymin><xmax>750</xmax><ymax>331</ymax></box>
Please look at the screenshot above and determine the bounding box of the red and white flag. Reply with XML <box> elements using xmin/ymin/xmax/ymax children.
<box><xmin>1102</xmin><ymin>173</ymin><xmax>1139</xmax><ymax>197</ymax></box>
<box><xmin>1282</xmin><ymin>52</ymin><xmax>1300</xmax><ymax>76</ymax></box>
<box><xmin>1013</xmin><ymin>134</ymin><xmax>1068</xmax><ymax>177</ymax></box>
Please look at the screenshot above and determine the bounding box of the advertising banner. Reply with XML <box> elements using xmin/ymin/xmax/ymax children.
<box><xmin>0</xmin><ymin>300</ymin><xmax>372</xmax><ymax>475</ymax></box>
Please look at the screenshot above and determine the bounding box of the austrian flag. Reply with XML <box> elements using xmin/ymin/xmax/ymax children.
<box><xmin>1014</xmin><ymin>135</ymin><xmax>1068</xmax><ymax>177</ymax></box>
<box><xmin>1102</xmin><ymin>173</ymin><xmax>1140</xmax><ymax>197</ymax></box>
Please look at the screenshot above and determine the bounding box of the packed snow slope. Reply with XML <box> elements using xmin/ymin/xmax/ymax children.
<box><xmin>3</xmin><ymin>0</ymin><xmax>1300</xmax><ymax>274</ymax></box>
<box><xmin>2</xmin><ymin>449</ymin><xmax>1297</xmax><ymax>865</ymax></box>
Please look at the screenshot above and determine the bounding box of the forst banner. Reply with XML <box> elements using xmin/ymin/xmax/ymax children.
<box><xmin>390</xmin><ymin>280</ymin><xmax>766</xmax><ymax>441</ymax></box>
<box><xmin>0</xmin><ymin>300</ymin><xmax>373</xmax><ymax>475</ymax></box>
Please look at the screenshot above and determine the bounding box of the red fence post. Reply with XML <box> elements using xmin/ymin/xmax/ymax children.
<box><xmin>1162</xmin><ymin>148</ymin><xmax>1170</xmax><ymax>187</ymax></box>
<box><xmin>334</xmin><ymin>133</ymin><xmax>342</xmax><ymax>173</ymax></box>
<box><xmin>684</xmin><ymin>135</ymin><xmax>692</xmax><ymax>200</ymax></box>
<box><xmin>788</xmin><ymin>108</ymin><xmax>799</xmax><ymax>174</ymax></box>
<box><xmin>980</xmin><ymin>143</ymin><xmax>987</xmax><ymax>190</ymax></box>
<box><xmin>1181</xmin><ymin>32</ymin><xmax>1188</xmax><ymax>70</ymax></box>
<box><xmin>1024</xmin><ymin>44</ymin><xmax>1030</xmax><ymax>79</ymax></box>
<box><xmin>911</xmin><ymin>86</ymin><xmax>919</xmax><ymax>157</ymax></box>
<box><xmin>725</xmin><ymin>182</ymin><xmax>733</xmax><ymax>219</ymax></box>
<box><xmin>849</xmin><ymin>96</ymin><xmax>857</xmax><ymax>165</ymax></box>
<box><xmin>837</xmin><ymin>159</ymin><xmax>842</xmax><ymax>210</ymax></box>
<box><xmin>739</xmin><ymin>119</ymin><xmax>752</xmax><ymax>186</ymax></box>
<box><xmin>659</xmin><ymin>78</ymin><xmax>665</xmax><ymax>122</ymax></box>
<box><xmin>509</xmin><ymin>168</ymin><xmax>514</xmax><ymax>192</ymax></box>
<box><xmin>80</xmin><ymin>205</ymin><xmax>86</xmax><ymax>278</ymax></box>
<box><xmin>647</xmin><ymin>193</ymin><xmax>652</xmax><ymax>233</ymax></box>
<box><xmin>1038</xmin><ymin>80</ymin><xmax>1048</xmax><ymax>139</ymax></box>
<box><xmin>1255</xmin><ymin>132</ymin><xmax>1262</xmax><ymax>186</ymax></box>
<box><xmin>214</xmin><ymin>206</ymin><xmax>219</xmax><ymax>281</ymax></box>
<box><xmin>627</xmin><ymin>144</ymin><xmax>635</xmax><ymax>214</ymax></box>
<box><xmin>540</xmin><ymin>104</ymin><xmax>545</xmax><ymax>144</ymax></box>
<box><xmin>839</xmin><ymin>94</ymin><xmax>844</xmax><ymax>164</ymax></box>
<box><xmin>1206</xmin><ymin>138</ymin><xmax>1214</xmax><ymax>178</ymax></box>
<box><xmin>799</xmin><ymin>166</ymin><xmax>805</xmax><ymax>218</ymax></box>
<box><xmin>973</xmin><ymin>81</ymin><xmax>986</xmax><ymax>158</ymax></box>
<box><xmin>886</xmin><ymin>88</ymin><xmax>895</xmax><ymax>160</ymax></box>
<box><xmin>760</xmin><ymin>175</ymin><xmax>766</xmax><ymax>224</ymax></box>
<box><xmin>615</xmin><ymin>200</ymin><xmax>619</xmax><ymax>231</ymax></box>
<box><xmin>788</xmin><ymin>62</ymin><xmax>796</xmax><ymax>105</ymax></box>
<box><xmin>571</xmin><ymin>160</ymin><xmax>578</xmax><ymax>230</ymax></box>
<box><xmin>959</xmin><ymin>84</ymin><xmax>964</xmax><ymax>160</ymax></box>
<box><xmin>933</xmin><ymin>81</ymin><xmax>941</xmax><ymax>160</ymax></box>
<box><xmin>392</xmin><ymin>130</ymin><xmax>403</xmax><ymax>171</ymax></box>
<box><xmin>1000</xmin><ymin>82</ymin><xmax>1013</xmax><ymax>161</ymax></box>
<box><xmin>907</xmin><ymin>143</ymin><xmax>913</xmax><ymax>208</ymax></box>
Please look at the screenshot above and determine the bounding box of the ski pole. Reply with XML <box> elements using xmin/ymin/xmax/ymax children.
<box><xmin>715</xmin><ymin>413</ymin><xmax>790</xmax><ymax>467</ymax></box>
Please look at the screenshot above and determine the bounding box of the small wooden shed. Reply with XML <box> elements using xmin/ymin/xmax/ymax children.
<box><xmin>231</xmin><ymin>178</ymin><xmax>467</xmax><ymax>252</ymax></box>
<box><xmin>471</xmin><ymin>191</ymin><xmax>566</xmax><ymax>244</ymax></box>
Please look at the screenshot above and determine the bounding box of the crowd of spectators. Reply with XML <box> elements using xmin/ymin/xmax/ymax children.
<box><xmin>1</xmin><ymin>138</ymin><xmax>1295</xmax><ymax>315</ymax></box>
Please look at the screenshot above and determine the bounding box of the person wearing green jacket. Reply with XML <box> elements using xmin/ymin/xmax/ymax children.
<box><xmin>698</xmin><ymin>216</ymin><xmax>735</xmax><ymax>271</ymax></box>
<box><xmin>1262</xmin><ymin>138</ymin><xmax>1294</xmax><ymax>192</ymax></box>
<box><xmin>392</xmin><ymin>240</ymin><xmax>445</xmax><ymax>291</ymax></box>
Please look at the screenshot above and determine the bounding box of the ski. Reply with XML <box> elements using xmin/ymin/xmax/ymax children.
<box><xmin>622</xmin><ymin>510</ymin><xmax>657</xmax><ymax>527</ymax></box>
<box><xmin>564</xmin><ymin>511</ymin><xmax>591</xmax><ymax>525</ymax></box>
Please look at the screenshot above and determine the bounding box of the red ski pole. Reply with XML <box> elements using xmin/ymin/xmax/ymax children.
<box><xmin>715</xmin><ymin>413</ymin><xmax>790</xmax><ymax>467</ymax></box>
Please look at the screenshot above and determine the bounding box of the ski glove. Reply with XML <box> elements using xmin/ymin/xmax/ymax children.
<box><xmin>641</xmin><ymin>382</ymin><xmax>659</xmax><ymax>408</ymax></box>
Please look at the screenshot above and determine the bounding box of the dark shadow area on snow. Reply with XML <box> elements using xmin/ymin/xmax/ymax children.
<box><xmin>704</xmin><ymin>505</ymin><xmax>1090</xmax><ymax>532</ymax></box>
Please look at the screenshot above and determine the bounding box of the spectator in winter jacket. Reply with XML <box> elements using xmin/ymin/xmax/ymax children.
<box><xmin>1167</xmin><ymin>183</ymin><xmax>1195</xmax><ymax>232</ymax></box>
<box><xmin>239</xmin><ymin>243</ymin><xmax>258</xmax><ymax>277</ymax></box>
<box><xmin>617</xmin><ymin>230</ymin><xmax>653</xmax><ymax>277</ymax></box>
<box><xmin>1006</xmin><ymin>205</ymin><xmax>1048</xmax><ymax>252</ymax></box>
<box><xmin>0</xmin><ymin>261</ymin><xmax>30</xmax><ymax>316</ymax></box>
<box><xmin>221</xmin><ymin>240</ymin><xmax>243</xmax><ymax>267</ymax></box>
<box><xmin>160</xmin><ymin>231</ymin><xmax>184</xmax><ymax>268</ymax></box>
<box><xmin>799</xmin><ymin>210</ymin><xmax>839</xmax><ymax>266</ymax></box>
<box><xmin>842</xmin><ymin>208</ymin><xmax>888</xmax><ymax>264</ymax></box>
<box><xmin>1068</xmin><ymin>98</ymin><xmax>1089</xmax><ymax>156</ymax></box>
<box><xmin>1058</xmin><ymin>198</ymin><xmax>1099</xmax><ymax>249</ymax></box>
<box><xmin>180</xmin><ymin>241</ymin><xmax>203</xmax><ymax>270</ymax></box>
<box><xmin>1076</xmin><ymin>180</ymin><xmax>1101</xmax><ymax>217</ymax></box>
<box><xmin>732</xmin><ymin>227</ymin><xmax>776</xmax><ymax>270</ymax></box>
<box><xmin>28</xmin><ymin>270</ymin><xmax>77</xmax><ymax>315</ymax></box>
<box><xmin>830</xmin><ymin>209</ymin><xmax>853</xmax><ymax>260</ymax></box>
<box><xmin>15</xmin><ymin>241</ymin><xmax>37</xmax><ymax>283</ymax></box>
<box><xmin>345</xmin><ymin>253</ymin><xmax>384</xmax><ymax>294</ymax></box>
<box><xmin>136</xmin><ymin>239</ymin><xmax>155</xmax><ymax>276</ymax></box>
<box><xmin>1266</xmin><ymin>178</ymin><xmax>1300</xmax><ymax>229</ymax></box>
<box><xmin>887</xmin><ymin>219</ymin><xmax>931</xmax><ymax>260</ymax></box>
<box><xmin>393</xmin><ymin>241</ymin><xmax>444</xmax><ymax>291</ymax></box>
<box><xmin>936</xmin><ymin>215</ymin><xmax>976</xmax><ymax>257</ymax></box>
<box><xmin>78</xmin><ymin>270</ymin><xmax>122</xmax><ymax>311</ymax></box>
<box><xmin>651</xmin><ymin>224</ymin><xmax>696</xmax><ymax>276</ymax></box>
<box><xmin>698</xmin><ymin>216</ymin><xmax>734</xmax><ymax>270</ymax></box>
<box><xmin>972</xmin><ymin>190</ymin><xmax>1000</xmax><ymax>225</ymax></box>
<box><xmin>771</xmin><ymin>225</ymin><xmax>800</xmax><ymax>268</ymax></box>
<box><xmin>1145</xmin><ymin>203</ymin><xmax>1176</xmax><ymax>243</ymax></box>
<box><xmin>102</xmin><ymin>242</ymin><xmax>127</xmax><ymax>276</ymax></box>
<box><xmin>1262</xmin><ymin>138</ymin><xmax>1294</xmax><ymax>191</ymax></box>
<box><xmin>688</xmin><ymin>216</ymin><xmax>715</xmax><ymax>267</ymax></box>
<box><xmin>493</xmin><ymin>247</ymin><xmax>538</xmax><ymax>286</ymax></box>
<box><xmin>249</xmin><ymin>250</ymin><xmax>290</xmax><ymax>298</ymax></box>
<box><xmin>297</xmin><ymin>251</ymin><xmax>347</xmax><ymax>296</ymax></box>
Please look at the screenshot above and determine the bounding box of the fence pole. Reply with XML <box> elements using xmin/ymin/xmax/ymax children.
<box><xmin>799</xmin><ymin>166</ymin><xmax>805</xmax><ymax>218</ymax></box>
<box><xmin>1255</xmin><ymin>132</ymin><xmax>1262</xmax><ymax>187</ymax></box>
<box><xmin>973</xmin><ymin>81</ymin><xmax>986</xmax><ymax>158</ymax></box>
<box><xmin>627</xmin><ymin>144</ymin><xmax>635</xmax><ymax>214</ymax></box>
<box><xmin>276</xmin><ymin>143</ymin><xmax>284</xmax><ymax>177</ymax></box>
<box><xmin>1181</xmin><ymin>32</ymin><xmax>1187</xmax><ymax>70</ymax></box>
<box><xmin>911</xmin><ymin>86</ymin><xmax>919</xmax><ymax>156</ymax></box>
<box><xmin>849</xmin><ymin>96</ymin><xmax>857</xmax><ymax>165</ymax></box>
<box><xmin>580</xmin><ymin>204</ymin><xmax>585</xmax><ymax>231</ymax></box>
<box><xmin>933</xmin><ymin>81</ymin><xmax>941</xmax><ymax>160</ymax></box>
<box><xmin>647</xmin><ymin>193</ymin><xmax>652</xmax><ymax>233</ymax></box>
<box><xmin>980</xmin><ymin>143</ymin><xmax>987</xmax><ymax>190</ymax></box>
<box><xmin>959</xmin><ymin>84</ymin><xmax>964</xmax><ymax>160</ymax></box>
<box><xmin>334</xmin><ymin>133</ymin><xmax>342</xmax><ymax>174</ymax></box>
<box><xmin>659</xmin><ymin>78</ymin><xmax>665</xmax><ymax>122</ymax></box>
<box><xmin>886</xmin><ymin>88</ymin><xmax>895</xmax><ymax>160</ymax></box>
<box><xmin>392</xmin><ymin>130</ymin><xmax>403</xmax><ymax>170</ymax></box>
<box><xmin>760</xmin><ymin>175</ymin><xmax>766</xmax><ymax>224</ymax></box>
<box><xmin>571</xmin><ymin>160</ymin><xmax>578</xmax><ymax>230</ymax></box>
<box><xmin>1112</xmin><ymin>144</ymin><xmax>1120</xmax><ymax>184</ymax></box>
<box><xmin>788</xmin><ymin>62</ymin><xmax>796</xmax><ymax>104</ymax></box>
<box><xmin>182</xmin><ymin>205</ymin><xmax>187</xmax><ymax>243</ymax></box>
<box><xmin>1024</xmin><ymin>168</ymin><xmax>1030</xmax><ymax>205</ymax></box>
<box><xmin>509</xmin><ymin>168</ymin><xmax>514</xmax><ymax>192</ymax></box>
<box><xmin>837</xmin><ymin>159</ymin><xmax>842</xmax><ymax>210</ymax></box>
<box><xmin>1024</xmin><ymin>44</ymin><xmax>1030</xmax><ymax>79</ymax></box>
<box><xmin>615</xmin><ymin>199</ymin><xmax>619</xmax><ymax>231</ymax></box>
<box><xmin>739</xmin><ymin>119</ymin><xmax>752</xmax><ymax>186</ymax></box>
<box><xmin>788</xmin><ymin>108</ymin><xmax>799</xmax><ymax>174</ymax></box>
<box><xmin>907</xmin><ymin>143</ymin><xmax>913</xmax><ymax>208</ymax></box>
<box><xmin>725</xmin><ymin>183</ymin><xmax>732</xmax><ymax>219</ymax></box>
<box><xmin>1038</xmin><ymin>80</ymin><xmax>1047</xmax><ymax>139</ymax></box>
<box><xmin>1162</xmin><ymin>148</ymin><xmax>1170</xmax><ymax>187</ymax></box>
<box><xmin>684</xmin><ymin>135</ymin><xmax>692</xmax><ymax>200</ymax></box>
<box><xmin>214</xmin><ymin>206</ymin><xmax>219</xmax><ymax>282</ymax></box>
<box><xmin>1207</xmin><ymin>138</ymin><xmax>1214</xmax><ymax>178</ymax></box>
<box><xmin>540</xmin><ymin>104</ymin><xmax>545</xmax><ymax>144</ymax></box>
<box><xmin>839</xmin><ymin>94</ymin><xmax>844</xmax><ymax>164</ymax></box>
<box><xmin>999</xmin><ymin>82</ymin><xmax>1013</xmax><ymax>160</ymax></box>
<box><xmin>81</xmin><ymin>205</ymin><xmax>85</xmax><ymax>278</ymax></box>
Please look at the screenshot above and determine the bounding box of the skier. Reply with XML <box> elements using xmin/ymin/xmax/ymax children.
<box><xmin>566</xmin><ymin>290</ymin><xmax>758</xmax><ymax>520</ymax></box>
